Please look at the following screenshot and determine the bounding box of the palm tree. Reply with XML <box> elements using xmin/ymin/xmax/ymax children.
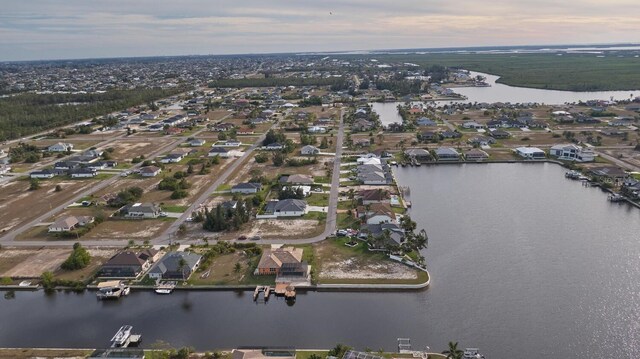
<box><xmin>442</xmin><ymin>341</ymin><xmax>463</xmax><ymax>359</ymax></box>
<box><xmin>178</xmin><ymin>258</ymin><xmax>188</xmax><ymax>280</ymax></box>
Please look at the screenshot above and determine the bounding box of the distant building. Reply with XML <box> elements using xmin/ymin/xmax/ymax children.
<box><xmin>47</xmin><ymin>142</ymin><xmax>74</xmax><ymax>152</ymax></box>
<box><xmin>231</xmin><ymin>182</ymin><xmax>262</xmax><ymax>194</ymax></box>
<box><xmin>119</xmin><ymin>203</ymin><xmax>162</xmax><ymax>219</ymax></box>
<box><xmin>549</xmin><ymin>144</ymin><xmax>595</xmax><ymax>162</ymax></box>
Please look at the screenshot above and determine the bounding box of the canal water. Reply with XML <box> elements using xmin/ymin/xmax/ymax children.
<box><xmin>1</xmin><ymin>163</ymin><xmax>639</xmax><ymax>358</ymax></box>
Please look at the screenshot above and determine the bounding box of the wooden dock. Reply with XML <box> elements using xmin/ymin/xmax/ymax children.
<box><xmin>253</xmin><ymin>286</ymin><xmax>272</xmax><ymax>301</ymax></box>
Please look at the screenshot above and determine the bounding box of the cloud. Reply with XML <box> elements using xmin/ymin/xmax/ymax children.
<box><xmin>1</xmin><ymin>0</ymin><xmax>640</xmax><ymax>60</ymax></box>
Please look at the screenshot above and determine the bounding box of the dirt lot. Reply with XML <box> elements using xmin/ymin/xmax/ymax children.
<box><xmin>0</xmin><ymin>179</ymin><xmax>95</xmax><ymax>233</ymax></box>
<box><xmin>82</xmin><ymin>219</ymin><xmax>173</xmax><ymax>240</ymax></box>
<box><xmin>314</xmin><ymin>239</ymin><xmax>419</xmax><ymax>282</ymax></box>
<box><xmin>216</xmin><ymin>218</ymin><xmax>323</xmax><ymax>240</ymax></box>
<box><xmin>109</xmin><ymin>137</ymin><xmax>174</xmax><ymax>162</ymax></box>
<box><xmin>0</xmin><ymin>248</ymin><xmax>113</xmax><ymax>278</ymax></box>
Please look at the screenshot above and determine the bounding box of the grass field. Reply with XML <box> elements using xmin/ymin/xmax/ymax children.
<box><xmin>356</xmin><ymin>53</ymin><xmax>640</xmax><ymax>91</ymax></box>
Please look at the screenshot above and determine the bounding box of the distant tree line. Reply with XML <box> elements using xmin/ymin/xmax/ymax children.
<box><xmin>0</xmin><ymin>86</ymin><xmax>187</xmax><ymax>141</ymax></box>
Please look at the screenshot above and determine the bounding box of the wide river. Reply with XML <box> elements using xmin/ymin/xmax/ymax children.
<box><xmin>371</xmin><ymin>70</ymin><xmax>640</xmax><ymax>126</ymax></box>
<box><xmin>1</xmin><ymin>163</ymin><xmax>639</xmax><ymax>358</ymax></box>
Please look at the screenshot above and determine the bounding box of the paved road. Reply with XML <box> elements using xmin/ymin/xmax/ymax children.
<box><xmin>595</xmin><ymin>150</ymin><xmax>640</xmax><ymax>172</ymax></box>
<box><xmin>157</xmin><ymin>123</ymin><xmax>278</xmax><ymax>245</ymax></box>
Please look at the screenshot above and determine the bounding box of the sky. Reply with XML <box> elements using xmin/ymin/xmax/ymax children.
<box><xmin>1</xmin><ymin>0</ymin><xmax>640</xmax><ymax>61</ymax></box>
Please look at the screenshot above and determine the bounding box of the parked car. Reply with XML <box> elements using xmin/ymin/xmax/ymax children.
<box><xmin>158</xmin><ymin>212</ymin><xmax>168</xmax><ymax>217</ymax></box>
<box><xmin>237</xmin><ymin>235</ymin><xmax>247</xmax><ymax>240</ymax></box>
<box><xmin>250</xmin><ymin>235</ymin><xmax>261</xmax><ymax>241</ymax></box>
<box><xmin>336</xmin><ymin>229</ymin><xmax>348</xmax><ymax>237</ymax></box>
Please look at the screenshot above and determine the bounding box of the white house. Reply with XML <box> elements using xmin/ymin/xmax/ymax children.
<box><xmin>186</xmin><ymin>139</ymin><xmax>206</xmax><ymax>147</ymax></box>
<box><xmin>301</xmin><ymin>145</ymin><xmax>320</xmax><ymax>156</ymax></box>
<box><xmin>48</xmin><ymin>215</ymin><xmax>94</xmax><ymax>233</ymax></box>
<box><xmin>515</xmin><ymin>147</ymin><xmax>546</xmax><ymax>159</ymax></box>
<box><xmin>47</xmin><ymin>142</ymin><xmax>74</xmax><ymax>152</ymax></box>
<box><xmin>70</xmin><ymin>168</ymin><xmax>98</xmax><ymax>178</ymax></box>
<box><xmin>140</xmin><ymin>166</ymin><xmax>162</xmax><ymax>177</ymax></box>
<box><xmin>462</xmin><ymin>121</ymin><xmax>484</xmax><ymax>129</ymax></box>
<box><xmin>549</xmin><ymin>144</ymin><xmax>595</xmax><ymax>162</ymax></box>
<box><xmin>308</xmin><ymin>126</ymin><xmax>327</xmax><ymax>133</ymax></box>
<box><xmin>209</xmin><ymin>147</ymin><xmax>230</xmax><ymax>158</ymax></box>
<box><xmin>160</xmin><ymin>153</ymin><xmax>184</xmax><ymax>163</ymax></box>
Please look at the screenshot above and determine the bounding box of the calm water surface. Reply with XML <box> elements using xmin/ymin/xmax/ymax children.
<box><xmin>2</xmin><ymin>164</ymin><xmax>639</xmax><ymax>358</ymax></box>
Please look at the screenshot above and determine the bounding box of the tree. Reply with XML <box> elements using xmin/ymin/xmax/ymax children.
<box><xmin>55</xmin><ymin>184</ymin><xmax>62</xmax><ymax>192</ymax></box>
<box><xmin>272</xmin><ymin>152</ymin><xmax>285</xmax><ymax>166</ymax></box>
<box><xmin>61</xmin><ymin>242</ymin><xmax>91</xmax><ymax>270</ymax></box>
<box><xmin>177</xmin><ymin>258</ymin><xmax>188</xmax><ymax>279</ymax></box>
<box><xmin>234</xmin><ymin>262</ymin><xmax>242</xmax><ymax>273</ymax></box>
<box><xmin>178</xmin><ymin>224</ymin><xmax>187</xmax><ymax>236</ymax></box>
<box><xmin>29</xmin><ymin>178</ymin><xmax>40</xmax><ymax>191</ymax></box>
<box><xmin>41</xmin><ymin>271</ymin><xmax>55</xmax><ymax>289</ymax></box>
<box><xmin>442</xmin><ymin>341</ymin><xmax>464</xmax><ymax>359</ymax></box>
<box><xmin>328</xmin><ymin>344</ymin><xmax>351</xmax><ymax>359</ymax></box>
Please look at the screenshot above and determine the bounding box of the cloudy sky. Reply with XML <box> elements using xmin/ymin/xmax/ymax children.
<box><xmin>2</xmin><ymin>0</ymin><xmax>639</xmax><ymax>61</ymax></box>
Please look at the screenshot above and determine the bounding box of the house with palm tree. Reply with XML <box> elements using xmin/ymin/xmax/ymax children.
<box><xmin>148</xmin><ymin>251</ymin><xmax>202</xmax><ymax>280</ymax></box>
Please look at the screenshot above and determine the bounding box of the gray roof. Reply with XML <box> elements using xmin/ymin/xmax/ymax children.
<box><xmin>149</xmin><ymin>251</ymin><xmax>202</xmax><ymax>276</ymax></box>
<box><xmin>435</xmin><ymin>147</ymin><xmax>460</xmax><ymax>156</ymax></box>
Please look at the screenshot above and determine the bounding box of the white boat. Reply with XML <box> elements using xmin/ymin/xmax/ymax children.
<box><xmin>96</xmin><ymin>281</ymin><xmax>130</xmax><ymax>300</ymax></box>
<box><xmin>463</xmin><ymin>348</ymin><xmax>485</xmax><ymax>359</ymax></box>
<box><xmin>154</xmin><ymin>282</ymin><xmax>176</xmax><ymax>294</ymax></box>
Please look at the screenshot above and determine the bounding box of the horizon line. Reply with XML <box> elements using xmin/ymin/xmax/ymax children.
<box><xmin>2</xmin><ymin>41</ymin><xmax>639</xmax><ymax>64</ymax></box>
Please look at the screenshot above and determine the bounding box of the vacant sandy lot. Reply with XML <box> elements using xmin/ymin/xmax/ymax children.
<box><xmin>320</xmin><ymin>257</ymin><xmax>417</xmax><ymax>280</ymax></box>
<box><xmin>0</xmin><ymin>180</ymin><xmax>94</xmax><ymax>233</ymax></box>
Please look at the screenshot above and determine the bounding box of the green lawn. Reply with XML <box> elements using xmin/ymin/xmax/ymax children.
<box><xmin>302</xmin><ymin>212</ymin><xmax>327</xmax><ymax>221</ymax></box>
<box><xmin>337</xmin><ymin>212</ymin><xmax>360</xmax><ymax>229</ymax></box>
<box><xmin>313</xmin><ymin>176</ymin><xmax>330</xmax><ymax>184</ymax></box>
<box><xmin>161</xmin><ymin>205</ymin><xmax>189</xmax><ymax>213</ymax></box>
<box><xmin>296</xmin><ymin>351</ymin><xmax>329</xmax><ymax>359</ymax></box>
<box><xmin>306</xmin><ymin>193</ymin><xmax>330</xmax><ymax>206</ymax></box>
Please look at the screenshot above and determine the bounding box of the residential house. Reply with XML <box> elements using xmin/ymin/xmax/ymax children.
<box><xmin>70</xmin><ymin>168</ymin><xmax>98</xmax><ymax>178</ymax></box>
<box><xmin>359</xmin><ymin>189</ymin><xmax>390</xmax><ymax>205</ymax></box>
<box><xmin>465</xmin><ymin>149</ymin><xmax>489</xmax><ymax>161</ymax></box>
<box><xmin>186</xmin><ymin>139</ymin><xmax>206</xmax><ymax>147</ymax></box>
<box><xmin>362</xmin><ymin>223</ymin><xmax>405</xmax><ymax>248</ymax></box>
<box><xmin>120</xmin><ymin>203</ymin><xmax>162</xmax><ymax>219</ymax></box>
<box><xmin>435</xmin><ymin>147</ymin><xmax>461</xmax><ymax>161</ymax></box>
<box><xmin>515</xmin><ymin>147</ymin><xmax>546</xmax><ymax>159</ymax></box>
<box><xmin>490</xmin><ymin>129</ymin><xmax>510</xmax><ymax>139</ymax></box>
<box><xmin>440</xmin><ymin>130</ymin><xmax>462</xmax><ymax>139</ymax></box>
<box><xmin>468</xmin><ymin>136</ymin><xmax>496</xmax><ymax>147</ymax></box>
<box><xmin>308</xmin><ymin>125</ymin><xmax>327</xmax><ymax>133</ymax></box>
<box><xmin>404</xmin><ymin>148</ymin><xmax>433</xmax><ymax>162</ymax></box>
<box><xmin>285</xmin><ymin>174</ymin><xmax>314</xmax><ymax>185</ymax></box>
<box><xmin>416</xmin><ymin>117</ymin><xmax>437</xmax><ymax>126</ymax></box>
<box><xmin>264</xmin><ymin>143</ymin><xmax>284</xmax><ymax>151</ymax></box>
<box><xmin>48</xmin><ymin>215</ymin><xmax>94</xmax><ymax>233</ymax></box>
<box><xmin>148</xmin><ymin>251</ymin><xmax>202</xmax><ymax>280</ymax></box>
<box><xmin>359</xmin><ymin>202</ymin><xmax>396</xmax><ymax>225</ymax></box>
<box><xmin>301</xmin><ymin>145</ymin><xmax>319</xmax><ymax>155</ymax></box>
<box><xmin>98</xmin><ymin>249</ymin><xmax>159</xmax><ymax>278</ymax></box>
<box><xmin>159</xmin><ymin>153</ymin><xmax>184</xmax><ymax>163</ymax></box>
<box><xmin>140</xmin><ymin>166</ymin><xmax>162</xmax><ymax>177</ymax></box>
<box><xmin>418</xmin><ymin>131</ymin><xmax>439</xmax><ymax>142</ymax></box>
<box><xmin>30</xmin><ymin>169</ymin><xmax>65</xmax><ymax>179</ymax></box>
<box><xmin>549</xmin><ymin>144</ymin><xmax>595</xmax><ymax>162</ymax></box>
<box><xmin>47</xmin><ymin>142</ymin><xmax>74</xmax><ymax>152</ymax></box>
<box><xmin>256</xmin><ymin>246</ymin><xmax>308</xmax><ymax>277</ymax></box>
<box><xmin>231</xmin><ymin>182</ymin><xmax>262</xmax><ymax>194</ymax></box>
<box><xmin>264</xmin><ymin>199</ymin><xmax>307</xmax><ymax>217</ymax></box>
<box><xmin>209</xmin><ymin>146</ymin><xmax>230</xmax><ymax>158</ymax></box>
<box><xmin>589</xmin><ymin>166</ymin><xmax>628</xmax><ymax>184</ymax></box>
<box><xmin>462</xmin><ymin>121</ymin><xmax>484</xmax><ymax>129</ymax></box>
<box><xmin>352</xmin><ymin>119</ymin><xmax>374</xmax><ymax>132</ymax></box>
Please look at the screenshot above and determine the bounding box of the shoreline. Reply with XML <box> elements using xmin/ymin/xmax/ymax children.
<box><xmin>0</xmin><ymin>270</ymin><xmax>430</xmax><ymax>293</ymax></box>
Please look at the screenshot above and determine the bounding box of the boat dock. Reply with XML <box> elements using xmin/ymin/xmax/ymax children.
<box><xmin>110</xmin><ymin>325</ymin><xmax>142</xmax><ymax>348</ymax></box>
<box><xmin>253</xmin><ymin>285</ymin><xmax>271</xmax><ymax>301</ymax></box>
<box><xmin>96</xmin><ymin>281</ymin><xmax>130</xmax><ymax>300</ymax></box>
<box><xmin>154</xmin><ymin>281</ymin><xmax>176</xmax><ymax>294</ymax></box>
<box><xmin>608</xmin><ymin>193</ymin><xmax>626</xmax><ymax>202</ymax></box>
